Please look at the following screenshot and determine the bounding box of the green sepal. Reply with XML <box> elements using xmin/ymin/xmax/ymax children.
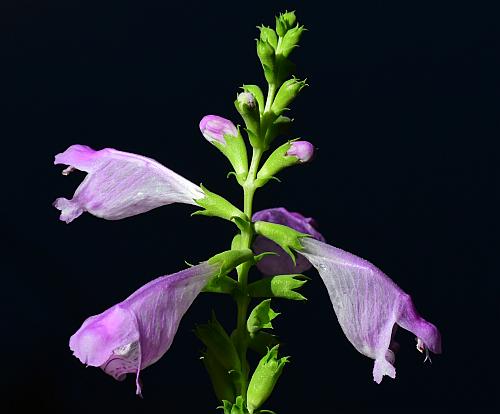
<box><xmin>203</xmin><ymin>275</ymin><xmax>238</xmax><ymax>295</ymax></box>
<box><xmin>242</xmin><ymin>85</ymin><xmax>265</xmax><ymax>114</ymax></box>
<box><xmin>275</xmin><ymin>11</ymin><xmax>297</xmax><ymax>37</ymax></box>
<box><xmin>253</xmin><ymin>221</ymin><xmax>309</xmax><ymax>264</ymax></box>
<box><xmin>247</xmin><ymin>345</ymin><xmax>289</xmax><ymax>414</ymax></box>
<box><xmin>256</xmin><ymin>39</ymin><xmax>275</xmax><ymax>81</ymax></box>
<box><xmin>235</xmin><ymin>101</ymin><xmax>260</xmax><ymax>147</ymax></box>
<box><xmin>270</xmin><ymin>78</ymin><xmax>307</xmax><ymax>116</ymax></box>
<box><xmin>248</xmin><ymin>274</ymin><xmax>308</xmax><ymax>301</ymax></box>
<box><xmin>194</xmin><ymin>185</ymin><xmax>247</xmax><ymax>223</ymax></box>
<box><xmin>280</xmin><ymin>25</ymin><xmax>306</xmax><ymax>58</ymax></box>
<box><xmin>245</xmin><ymin>128</ymin><xmax>262</xmax><ymax>149</ymax></box>
<box><xmin>195</xmin><ymin>313</ymin><xmax>241</xmax><ymax>372</ymax></box>
<box><xmin>265</xmin><ymin>115</ymin><xmax>292</xmax><ymax>145</ymax></box>
<box><xmin>211</xmin><ymin>128</ymin><xmax>249</xmax><ymax>184</ymax></box>
<box><xmin>248</xmin><ymin>331</ymin><xmax>279</xmax><ymax>356</ymax></box>
<box><xmin>258</xmin><ymin>26</ymin><xmax>278</xmax><ymax>49</ymax></box>
<box><xmin>255</xmin><ymin>140</ymin><xmax>299</xmax><ymax>187</ymax></box>
<box><xmin>208</xmin><ymin>248</ymin><xmax>254</xmax><ymax>277</ymax></box>
<box><xmin>247</xmin><ymin>299</ymin><xmax>280</xmax><ymax>334</ymax></box>
<box><xmin>219</xmin><ymin>396</ymin><xmax>248</xmax><ymax>414</ymax></box>
<box><xmin>202</xmin><ymin>349</ymin><xmax>236</xmax><ymax>403</ymax></box>
<box><xmin>231</xmin><ymin>234</ymin><xmax>242</xmax><ymax>250</ymax></box>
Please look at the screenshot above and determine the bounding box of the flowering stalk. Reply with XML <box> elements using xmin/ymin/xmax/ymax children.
<box><xmin>56</xmin><ymin>10</ymin><xmax>441</xmax><ymax>414</ymax></box>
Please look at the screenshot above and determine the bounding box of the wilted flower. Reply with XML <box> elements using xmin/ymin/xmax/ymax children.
<box><xmin>53</xmin><ymin>145</ymin><xmax>204</xmax><ymax>223</ymax></box>
<box><xmin>286</xmin><ymin>140</ymin><xmax>314</xmax><ymax>163</ymax></box>
<box><xmin>199</xmin><ymin>115</ymin><xmax>238</xmax><ymax>144</ymax></box>
<box><xmin>69</xmin><ymin>262</ymin><xmax>218</xmax><ymax>395</ymax></box>
<box><xmin>298</xmin><ymin>237</ymin><xmax>442</xmax><ymax>383</ymax></box>
<box><xmin>252</xmin><ymin>207</ymin><xmax>325</xmax><ymax>275</ymax></box>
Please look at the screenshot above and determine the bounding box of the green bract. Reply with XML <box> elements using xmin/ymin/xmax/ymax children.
<box><xmin>210</xmin><ymin>128</ymin><xmax>249</xmax><ymax>184</ymax></box>
<box><xmin>248</xmin><ymin>274</ymin><xmax>308</xmax><ymax>301</ymax></box>
<box><xmin>253</xmin><ymin>221</ymin><xmax>309</xmax><ymax>263</ymax></box>
<box><xmin>256</xmin><ymin>140</ymin><xmax>300</xmax><ymax>186</ymax></box>
<box><xmin>194</xmin><ymin>185</ymin><xmax>247</xmax><ymax>223</ymax></box>
<box><xmin>247</xmin><ymin>299</ymin><xmax>280</xmax><ymax>334</ymax></box>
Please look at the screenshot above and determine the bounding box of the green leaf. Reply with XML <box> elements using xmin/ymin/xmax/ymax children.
<box><xmin>195</xmin><ymin>313</ymin><xmax>241</xmax><ymax>372</ymax></box>
<box><xmin>248</xmin><ymin>274</ymin><xmax>308</xmax><ymax>301</ymax></box>
<box><xmin>242</xmin><ymin>85</ymin><xmax>265</xmax><ymax>114</ymax></box>
<box><xmin>253</xmin><ymin>221</ymin><xmax>309</xmax><ymax>264</ymax></box>
<box><xmin>247</xmin><ymin>345</ymin><xmax>289</xmax><ymax>414</ymax></box>
<box><xmin>247</xmin><ymin>299</ymin><xmax>280</xmax><ymax>334</ymax></box>
<box><xmin>194</xmin><ymin>185</ymin><xmax>247</xmax><ymax>223</ymax></box>
<box><xmin>202</xmin><ymin>349</ymin><xmax>236</xmax><ymax>403</ymax></box>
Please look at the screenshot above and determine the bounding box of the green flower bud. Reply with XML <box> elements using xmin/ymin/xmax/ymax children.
<box><xmin>235</xmin><ymin>92</ymin><xmax>260</xmax><ymax>144</ymax></box>
<box><xmin>247</xmin><ymin>345</ymin><xmax>289</xmax><ymax>413</ymax></box>
<box><xmin>271</xmin><ymin>78</ymin><xmax>307</xmax><ymax>115</ymax></box>
<box><xmin>275</xmin><ymin>11</ymin><xmax>297</xmax><ymax>37</ymax></box>
<box><xmin>256</xmin><ymin>38</ymin><xmax>275</xmax><ymax>72</ymax></box>
<box><xmin>258</xmin><ymin>26</ymin><xmax>278</xmax><ymax>49</ymax></box>
<box><xmin>280</xmin><ymin>25</ymin><xmax>305</xmax><ymax>58</ymax></box>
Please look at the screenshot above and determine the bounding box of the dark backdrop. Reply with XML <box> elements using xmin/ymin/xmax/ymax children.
<box><xmin>2</xmin><ymin>0</ymin><xmax>498</xmax><ymax>413</ymax></box>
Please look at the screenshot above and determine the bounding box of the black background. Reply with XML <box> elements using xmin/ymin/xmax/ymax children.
<box><xmin>2</xmin><ymin>0</ymin><xmax>498</xmax><ymax>413</ymax></box>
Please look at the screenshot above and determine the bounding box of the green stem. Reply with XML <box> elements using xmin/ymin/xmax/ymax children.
<box><xmin>235</xmin><ymin>147</ymin><xmax>263</xmax><ymax>400</ymax></box>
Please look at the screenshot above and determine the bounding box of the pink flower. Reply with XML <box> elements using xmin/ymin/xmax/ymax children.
<box><xmin>299</xmin><ymin>238</ymin><xmax>442</xmax><ymax>383</ymax></box>
<box><xmin>53</xmin><ymin>145</ymin><xmax>204</xmax><ymax>223</ymax></box>
<box><xmin>70</xmin><ymin>262</ymin><xmax>218</xmax><ymax>395</ymax></box>
<box><xmin>286</xmin><ymin>140</ymin><xmax>314</xmax><ymax>163</ymax></box>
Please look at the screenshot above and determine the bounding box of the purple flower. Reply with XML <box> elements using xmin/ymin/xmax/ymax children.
<box><xmin>298</xmin><ymin>237</ymin><xmax>442</xmax><ymax>383</ymax></box>
<box><xmin>252</xmin><ymin>207</ymin><xmax>325</xmax><ymax>275</ymax></box>
<box><xmin>69</xmin><ymin>262</ymin><xmax>218</xmax><ymax>395</ymax></box>
<box><xmin>53</xmin><ymin>145</ymin><xmax>204</xmax><ymax>223</ymax></box>
<box><xmin>286</xmin><ymin>140</ymin><xmax>314</xmax><ymax>163</ymax></box>
<box><xmin>199</xmin><ymin>115</ymin><xmax>238</xmax><ymax>144</ymax></box>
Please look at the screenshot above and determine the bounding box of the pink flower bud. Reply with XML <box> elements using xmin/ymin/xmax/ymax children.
<box><xmin>286</xmin><ymin>140</ymin><xmax>314</xmax><ymax>163</ymax></box>
<box><xmin>199</xmin><ymin>115</ymin><xmax>238</xmax><ymax>145</ymax></box>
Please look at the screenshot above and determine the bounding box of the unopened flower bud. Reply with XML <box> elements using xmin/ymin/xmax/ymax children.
<box><xmin>235</xmin><ymin>92</ymin><xmax>261</xmax><ymax>147</ymax></box>
<box><xmin>271</xmin><ymin>78</ymin><xmax>307</xmax><ymax>115</ymax></box>
<box><xmin>275</xmin><ymin>11</ymin><xmax>297</xmax><ymax>37</ymax></box>
<box><xmin>286</xmin><ymin>140</ymin><xmax>314</xmax><ymax>163</ymax></box>
<box><xmin>236</xmin><ymin>92</ymin><xmax>257</xmax><ymax>111</ymax></box>
<box><xmin>247</xmin><ymin>345</ymin><xmax>288</xmax><ymax>414</ymax></box>
<box><xmin>199</xmin><ymin>115</ymin><xmax>238</xmax><ymax>145</ymax></box>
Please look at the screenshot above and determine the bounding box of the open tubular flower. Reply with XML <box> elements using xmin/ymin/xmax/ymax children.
<box><xmin>69</xmin><ymin>262</ymin><xmax>218</xmax><ymax>395</ymax></box>
<box><xmin>298</xmin><ymin>237</ymin><xmax>442</xmax><ymax>383</ymax></box>
<box><xmin>53</xmin><ymin>145</ymin><xmax>204</xmax><ymax>223</ymax></box>
<box><xmin>252</xmin><ymin>207</ymin><xmax>325</xmax><ymax>275</ymax></box>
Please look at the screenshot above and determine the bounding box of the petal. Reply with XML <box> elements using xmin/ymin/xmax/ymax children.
<box><xmin>69</xmin><ymin>262</ymin><xmax>218</xmax><ymax>393</ymax></box>
<box><xmin>252</xmin><ymin>207</ymin><xmax>325</xmax><ymax>275</ymax></box>
<box><xmin>299</xmin><ymin>238</ymin><xmax>441</xmax><ymax>383</ymax></box>
<box><xmin>54</xmin><ymin>145</ymin><xmax>205</xmax><ymax>223</ymax></box>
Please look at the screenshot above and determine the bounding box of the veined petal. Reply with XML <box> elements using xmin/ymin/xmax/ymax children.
<box><xmin>252</xmin><ymin>207</ymin><xmax>325</xmax><ymax>275</ymax></box>
<box><xmin>54</xmin><ymin>145</ymin><xmax>204</xmax><ymax>223</ymax></box>
<box><xmin>69</xmin><ymin>262</ymin><xmax>218</xmax><ymax>395</ymax></box>
<box><xmin>298</xmin><ymin>238</ymin><xmax>441</xmax><ymax>383</ymax></box>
